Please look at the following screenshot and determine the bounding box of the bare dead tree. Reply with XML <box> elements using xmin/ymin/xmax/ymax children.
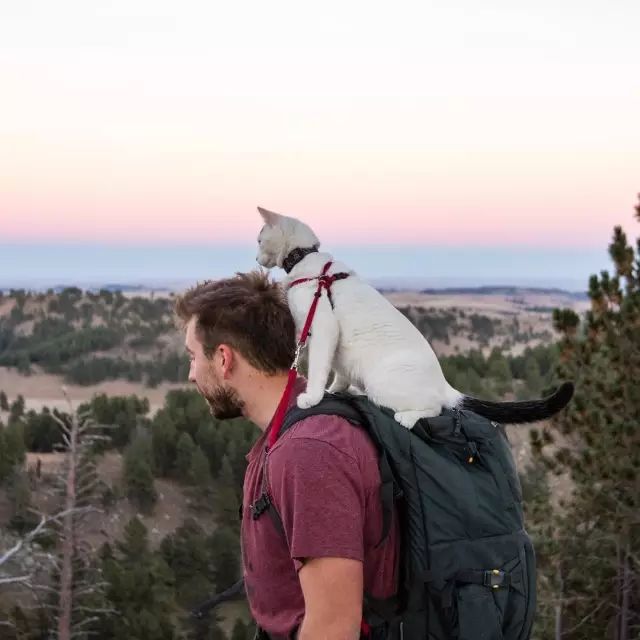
<box><xmin>0</xmin><ymin>388</ymin><xmax>114</xmax><ymax>638</ymax></box>
<box><xmin>45</xmin><ymin>389</ymin><xmax>113</xmax><ymax>640</ymax></box>
<box><xmin>0</xmin><ymin>505</ymin><xmax>96</xmax><ymax>640</ymax></box>
<box><xmin>0</xmin><ymin>511</ymin><xmax>69</xmax><ymax>586</ymax></box>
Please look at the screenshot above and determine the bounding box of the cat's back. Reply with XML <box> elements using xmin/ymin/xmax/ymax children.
<box><xmin>326</xmin><ymin>260</ymin><xmax>425</xmax><ymax>342</ymax></box>
<box><xmin>285</xmin><ymin>252</ymin><xmax>418</xmax><ymax>332</ymax></box>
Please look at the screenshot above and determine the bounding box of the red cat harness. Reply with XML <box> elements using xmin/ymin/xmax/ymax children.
<box><xmin>266</xmin><ymin>261</ymin><xmax>349</xmax><ymax>449</ymax></box>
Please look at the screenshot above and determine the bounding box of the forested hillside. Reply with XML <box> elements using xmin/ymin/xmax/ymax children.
<box><xmin>1</xmin><ymin>195</ymin><xmax>638</xmax><ymax>638</ymax></box>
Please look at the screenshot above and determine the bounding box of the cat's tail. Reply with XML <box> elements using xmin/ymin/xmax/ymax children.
<box><xmin>459</xmin><ymin>381</ymin><xmax>574</xmax><ymax>424</ymax></box>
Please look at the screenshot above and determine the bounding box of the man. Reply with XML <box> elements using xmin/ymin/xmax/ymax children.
<box><xmin>176</xmin><ymin>271</ymin><xmax>399</xmax><ymax>640</ymax></box>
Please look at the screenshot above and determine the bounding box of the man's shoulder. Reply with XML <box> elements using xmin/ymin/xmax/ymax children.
<box><xmin>272</xmin><ymin>411</ymin><xmax>377</xmax><ymax>465</ymax></box>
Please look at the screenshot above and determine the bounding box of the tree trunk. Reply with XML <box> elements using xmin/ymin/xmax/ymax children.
<box><xmin>57</xmin><ymin>419</ymin><xmax>78</xmax><ymax>640</ymax></box>
<box><xmin>615</xmin><ymin>540</ymin><xmax>622</xmax><ymax>640</ymax></box>
<box><xmin>619</xmin><ymin>544</ymin><xmax>630</xmax><ymax>640</ymax></box>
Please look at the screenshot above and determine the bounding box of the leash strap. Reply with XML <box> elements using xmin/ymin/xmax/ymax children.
<box><xmin>267</xmin><ymin>261</ymin><xmax>334</xmax><ymax>449</ymax></box>
<box><xmin>265</xmin><ymin>261</ymin><xmax>372</xmax><ymax>638</ymax></box>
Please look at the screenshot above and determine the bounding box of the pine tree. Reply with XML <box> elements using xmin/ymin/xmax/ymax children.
<box><xmin>124</xmin><ymin>428</ymin><xmax>157</xmax><ymax>513</ymax></box>
<box><xmin>152</xmin><ymin>412</ymin><xmax>178</xmax><ymax>477</ymax></box>
<box><xmin>9</xmin><ymin>394</ymin><xmax>25</xmax><ymax>423</ymax></box>
<box><xmin>191</xmin><ymin>613</ymin><xmax>227</xmax><ymax>640</ymax></box>
<box><xmin>531</xmin><ymin>194</ymin><xmax>640</xmax><ymax>638</ymax></box>
<box><xmin>102</xmin><ymin>517</ymin><xmax>179</xmax><ymax>640</ymax></box>
<box><xmin>191</xmin><ymin>446</ymin><xmax>213</xmax><ymax>497</ymax></box>
<box><xmin>160</xmin><ymin>518</ymin><xmax>212</xmax><ymax>609</ymax></box>
<box><xmin>0</xmin><ymin>428</ymin><xmax>11</xmax><ymax>482</ymax></box>
<box><xmin>176</xmin><ymin>432</ymin><xmax>196</xmax><ymax>482</ymax></box>
<box><xmin>207</xmin><ymin>526</ymin><xmax>241</xmax><ymax>592</ymax></box>
<box><xmin>6</xmin><ymin>467</ymin><xmax>35</xmax><ymax>532</ymax></box>
<box><xmin>215</xmin><ymin>455</ymin><xmax>240</xmax><ymax>529</ymax></box>
<box><xmin>231</xmin><ymin>618</ymin><xmax>248</xmax><ymax>640</ymax></box>
<box><xmin>0</xmin><ymin>421</ymin><xmax>26</xmax><ymax>483</ymax></box>
<box><xmin>196</xmin><ymin>421</ymin><xmax>222</xmax><ymax>477</ymax></box>
<box><xmin>487</xmin><ymin>349</ymin><xmax>512</xmax><ymax>396</ymax></box>
<box><xmin>0</xmin><ymin>390</ymin><xmax>9</xmax><ymax>411</ymax></box>
<box><xmin>521</xmin><ymin>356</ymin><xmax>544</xmax><ymax>399</ymax></box>
<box><xmin>4</xmin><ymin>421</ymin><xmax>26</xmax><ymax>469</ymax></box>
<box><xmin>80</xmin><ymin>392</ymin><xmax>150</xmax><ymax>449</ymax></box>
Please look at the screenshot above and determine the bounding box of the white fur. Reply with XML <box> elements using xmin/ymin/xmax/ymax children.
<box><xmin>256</xmin><ymin>207</ymin><xmax>464</xmax><ymax>428</ymax></box>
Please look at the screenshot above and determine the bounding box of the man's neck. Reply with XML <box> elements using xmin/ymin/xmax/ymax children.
<box><xmin>238</xmin><ymin>371</ymin><xmax>290</xmax><ymax>431</ymax></box>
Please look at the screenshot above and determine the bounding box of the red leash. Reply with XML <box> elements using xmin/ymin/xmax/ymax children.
<box><xmin>266</xmin><ymin>261</ymin><xmax>371</xmax><ymax>638</ymax></box>
<box><xmin>267</xmin><ymin>261</ymin><xmax>343</xmax><ymax>449</ymax></box>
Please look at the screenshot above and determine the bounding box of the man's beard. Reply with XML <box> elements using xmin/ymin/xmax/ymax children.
<box><xmin>201</xmin><ymin>383</ymin><xmax>244</xmax><ymax>420</ymax></box>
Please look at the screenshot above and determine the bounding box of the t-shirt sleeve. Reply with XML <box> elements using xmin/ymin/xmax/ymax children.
<box><xmin>268</xmin><ymin>433</ymin><xmax>365</xmax><ymax>571</ymax></box>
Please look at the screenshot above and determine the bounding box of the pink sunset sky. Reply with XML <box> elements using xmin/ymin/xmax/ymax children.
<box><xmin>1</xmin><ymin>0</ymin><xmax>639</xmax><ymax>250</ymax></box>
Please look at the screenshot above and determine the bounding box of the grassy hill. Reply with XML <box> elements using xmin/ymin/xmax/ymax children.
<box><xmin>0</xmin><ymin>285</ymin><xmax>585</xmax><ymax>390</ymax></box>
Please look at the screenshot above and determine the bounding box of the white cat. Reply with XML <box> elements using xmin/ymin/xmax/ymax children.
<box><xmin>255</xmin><ymin>207</ymin><xmax>573</xmax><ymax>428</ymax></box>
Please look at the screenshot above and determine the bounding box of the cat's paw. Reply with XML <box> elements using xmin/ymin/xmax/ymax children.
<box><xmin>297</xmin><ymin>391</ymin><xmax>323</xmax><ymax>409</ymax></box>
<box><xmin>394</xmin><ymin>409</ymin><xmax>439</xmax><ymax>429</ymax></box>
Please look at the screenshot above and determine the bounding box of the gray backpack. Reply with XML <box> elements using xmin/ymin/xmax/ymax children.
<box><xmin>278</xmin><ymin>392</ymin><xmax>537</xmax><ymax>640</ymax></box>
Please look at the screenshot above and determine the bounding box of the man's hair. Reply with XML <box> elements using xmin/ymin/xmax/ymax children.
<box><xmin>175</xmin><ymin>270</ymin><xmax>296</xmax><ymax>374</ymax></box>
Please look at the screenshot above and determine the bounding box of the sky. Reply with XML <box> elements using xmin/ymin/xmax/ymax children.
<box><xmin>1</xmin><ymin>0</ymin><xmax>639</xmax><ymax>286</ymax></box>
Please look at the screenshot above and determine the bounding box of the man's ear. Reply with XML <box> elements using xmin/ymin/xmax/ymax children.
<box><xmin>217</xmin><ymin>344</ymin><xmax>235</xmax><ymax>379</ymax></box>
<box><xmin>257</xmin><ymin>206</ymin><xmax>281</xmax><ymax>226</ymax></box>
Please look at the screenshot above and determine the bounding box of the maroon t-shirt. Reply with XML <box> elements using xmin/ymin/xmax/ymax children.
<box><xmin>241</xmin><ymin>383</ymin><xmax>400</xmax><ymax>637</ymax></box>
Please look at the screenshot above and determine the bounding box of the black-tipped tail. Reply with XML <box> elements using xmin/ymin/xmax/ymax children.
<box><xmin>461</xmin><ymin>381</ymin><xmax>574</xmax><ymax>424</ymax></box>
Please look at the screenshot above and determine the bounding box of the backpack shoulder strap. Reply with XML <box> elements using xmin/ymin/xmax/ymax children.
<box><xmin>278</xmin><ymin>393</ymin><xmax>396</xmax><ymax>547</ymax></box>
<box><xmin>262</xmin><ymin>393</ymin><xmax>401</xmax><ymax>631</ymax></box>
<box><xmin>279</xmin><ymin>393</ymin><xmax>364</xmax><ymax>435</ymax></box>
<box><xmin>254</xmin><ymin>394</ymin><xmax>365</xmax><ymax>537</ymax></box>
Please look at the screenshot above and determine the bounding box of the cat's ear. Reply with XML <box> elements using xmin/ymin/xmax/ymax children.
<box><xmin>257</xmin><ymin>206</ymin><xmax>281</xmax><ymax>226</ymax></box>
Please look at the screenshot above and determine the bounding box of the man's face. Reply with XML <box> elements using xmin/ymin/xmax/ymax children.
<box><xmin>185</xmin><ymin>317</ymin><xmax>244</xmax><ymax>420</ymax></box>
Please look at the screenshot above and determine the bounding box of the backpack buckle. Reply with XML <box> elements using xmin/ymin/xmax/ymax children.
<box><xmin>483</xmin><ymin>569</ymin><xmax>506</xmax><ymax>589</ymax></box>
<box><xmin>250</xmin><ymin>492</ymin><xmax>271</xmax><ymax>520</ymax></box>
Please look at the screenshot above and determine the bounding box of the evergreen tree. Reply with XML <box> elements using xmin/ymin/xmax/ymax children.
<box><xmin>519</xmin><ymin>463</ymin><xmax>558</xmax><ymax>640</ymax></box>
<box><xmin>101</xmin><ymin>517</ymin><xmax>178</xmax><ymax>640</ymax></box>
<box><xmin>0</xmin><ymin>390</ymin><xmax>9</xmax><ymax>411</ymax></box>
<box><xmin>17</xmin><ymin>353</ymin><xmax>31</xmax><ymax>375</ymax></box>
<box><xmin>531</xmin><ymin>195</ymin><xmax>640</xmax><ymax>638</ymax></box>
<box><xmin>160</xmin><ymin>518</ymin><xmax>211</xmax><ymax>609</ymax></box>
<box><xmin>191</xmin><ymin>445</ymin><xmax>213</xmax><ymax>497</ymax></box>
<box><xmin>123</xmin><ymin>428</ymin><xmax>157</xmax><ymax>513</ymax></box>
<box><xmin>176</xmin><ymin>432</ymin><xmax>196</xmax><ymax>482</ymax></box>
<box><xmin>79</xmin><ymin>393</ymin><xmax>150</xmax><ymax>449</ymax></box>
<box><xmin>152</xmin><ymin>412</ymin><xmax>178</xmax><ymax>477</ymax></box>
<box><xmin>22</xmin><ymin>406</ymin><xmax>66</xmax><ymax>452</ymax></box>
<box><xmin>522</xmin><ymin>355</ymin><xmax>543</xmax><ymax>398</ymax></box>
<box><xmin>9</xmin><ymin>394</ymin><xmax>25</xmax><ymax>422</ymax></box>
<box><xmin>207</xmin><ymin>526</ymin><xmax>241</xmax><ymax>592</ymax></box>
<box><xmin>191</xmin><ymin>613</ymin><xmax>227</xmax><ymax>640</ymax></box>
<box><xmin>7</xmin><ymin>467</ymin><xmax>36</xmax><ymax>532</ymax></box>
<box><xmin>4</xmin><ymin>420</ymin><xmax>26</xmax><ymax>468</ymax></box>
<box><xmin>0</xmin><ymin>421</ymin><xmax>26</xmax><ymax>483</ymax></box>
<box><xmin>0</xmin><ymin>428</ymin><xmax>11</xmax><ymax>482</ymax></box>
<box><xmin>225</xmin><ymin>437</ymin><xmax>246</xmax><ymax>491</ymax></box>
<box><xmin>231</xmin><ymin>618</ymin><xmax>248</xmax><ymax>640</ymax></box>
<box><xmin>196</xmin><ymin>421</ymin><xmax>223</xmax><ymax>477</ymax></box>
<box><xmin>215</xmin><ymin>455</ymin><xmax>240</xmax><ymax>529</ymax></box>
<box><xmin>487</xmin><ymin>348</ymin><xmax>512</xmax><ymax>396</ymax></box>
<box><xmin>159</xmin><ymin>389</ymin><xmax>211</xmax><ymax>439</ymax></box>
